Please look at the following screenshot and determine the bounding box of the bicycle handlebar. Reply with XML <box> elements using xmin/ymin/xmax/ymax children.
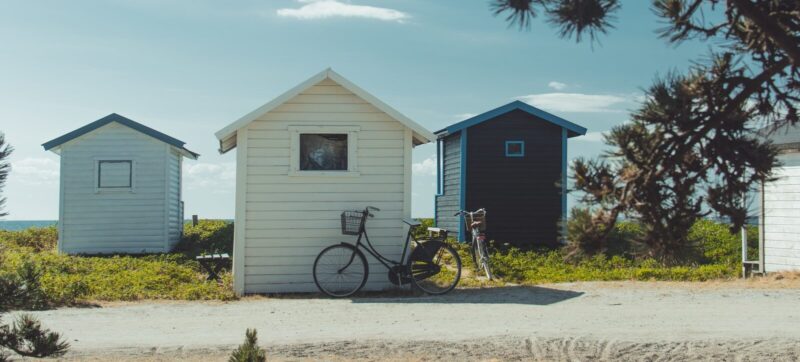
<box><xmin>365</xmin><ymin>206</ymin><xmax>380</xmax><ymax>218</ymax></box>
<box><xmin>453</xmin><ymin>208</ymin><xmax>486</xmax><ymax>216</ymax></box>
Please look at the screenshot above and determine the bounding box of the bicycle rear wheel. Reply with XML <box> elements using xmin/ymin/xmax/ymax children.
<box><xmin>476</xmin><ymin>239</ymin><xmax>494</xmax><ymax>280</ymax></box>
<box><xmin>409</xmin><ymin>241</ymin><xmax>461</xmax><ymax>295</ymax></box>
<box><xmin>313</xmin><ymin>244</ymin><xmax>368</xmax><ymax>297</ymax></box>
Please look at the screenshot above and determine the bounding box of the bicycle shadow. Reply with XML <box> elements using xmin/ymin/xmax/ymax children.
<box><xmin>348</xmin><ymin>285</ymin><xmax>584</xmax><ymax>305</ymax></box>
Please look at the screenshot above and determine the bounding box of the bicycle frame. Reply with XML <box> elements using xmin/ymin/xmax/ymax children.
<box><xmin>338</xmin><ymin>212</ymin><xmax>419</xmax><ymax>273</ymax></box>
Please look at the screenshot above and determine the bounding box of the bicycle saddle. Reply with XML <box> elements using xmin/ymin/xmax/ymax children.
<box><xmin>403</xmin><ymin>218</ymin><xmax>421</xmax><ymax>227</ymax></box>
<box><xmin>471</xmin><ymin>221</ymin><xmax>483</xmax><ymax>228</ymax></box>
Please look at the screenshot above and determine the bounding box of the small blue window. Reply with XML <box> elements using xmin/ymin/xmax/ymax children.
<box><xmin>505</xmin><ymin>141</ymin><xmax>525</xmax><ymax>157</ymax></box>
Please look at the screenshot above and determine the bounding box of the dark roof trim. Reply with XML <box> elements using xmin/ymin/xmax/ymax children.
<box><xmin>436</xmin><ymin>100</ymin><xmax>588</xmax><ymax>138</ymax></box>
<box><xmin>42</xmin><ymin>113</ymin><xmax>199</xmax><ymax>159</ymax></box>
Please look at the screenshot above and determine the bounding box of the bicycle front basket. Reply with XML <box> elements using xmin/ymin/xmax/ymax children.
<box><xmin>341</xmin><ymin>211</ymin><xmax>365</xmax><ymax>235</ymax></box>
<box><xmin>465</xmin><ymin>212</ymin><xmax>487</xmax><ymax>232</ymax></box>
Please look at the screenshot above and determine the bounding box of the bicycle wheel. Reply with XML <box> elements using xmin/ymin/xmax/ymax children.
<box><xmin>470</xmin><ymin>240</ymin><xmax>480</xmax><ymax>271</ymax></box>
<box><xmin>476</xmin><ymin>239</ymin><xmax>494</xmax><ymax>280</ymax></box>
<box><xmin>409</xmin><ymin>241</ymin><xmax>461</xmax><ymax>295</ymax></box>
<box><xmin>313</xmin><ymin>244</ymin><xmax>368</xmax><ymax>297</ymax></box>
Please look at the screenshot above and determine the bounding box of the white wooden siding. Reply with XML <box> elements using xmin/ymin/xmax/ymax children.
<box><xmin>58</xmin><ymin>123</ymin><xmax>184</xmax><ymax>254</ymax></box>
<box><xmin>241</xmin><ymin>78</ymin><xmax>410</xmax><ymax>293</ymax></box>
<box><xmin>763</xmin><ymin>152</ymin><xmax>800</xmax><ymax>272</ymax></box>
<box><xmin>166</xmin><ymin>149</ymin><xmax>183</xmax><ymax>249</ymax></box>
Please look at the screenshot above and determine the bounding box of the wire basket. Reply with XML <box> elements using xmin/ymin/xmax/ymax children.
<box><xmin>464</xmin><ymin>211</ymin><xmax>487</xmax><ymax>232</ymax></box>
<box><xmin>341</xmin><ymin>211</ymin><xmax>366</xmax><ymax>235</ymax></box>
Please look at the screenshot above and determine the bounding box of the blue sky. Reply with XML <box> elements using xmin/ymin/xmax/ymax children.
<box><xmin>0</xmin><ymin>0</ymin><xmax>706</xmax><ymax>220</ymax></box>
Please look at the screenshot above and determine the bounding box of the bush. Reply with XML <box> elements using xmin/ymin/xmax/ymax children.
<box><xmin>0</xmin><ymin>226</ymin><xmax>57</xmax><ymax>252</ymax></box>
<box><xmin>564</xmin><ymin>211</ymin><xmax>754</xmax><ymax>266</ymax></box>
<box><xmin>0</xmin><ymin>259</ymin><xmax>57</xmax><ymax>311</ymax></box>
<box><xmin>485</xmin><ymin>248</ymin><xmax>737</xmax><ymax>284</ymax></box>
<box><xmin>229</xmin><ymin>329</ymin><xmax>267</xmax><ymax>362</ymax></box>
<box><xmin>0</xmin><ymin>225</ymin><xmax>236</xmax><ymax>305</ymax></box>
<box><xmin>0</xmin><ymin>313</ymin><xmax>70</xmax><ymax>361</ymax></box>
<box><xmin>689</xmin><ymin>219</ymin><xmax>758</xmax><ymax>265</ymax></box>
<box><xmin>176</xmin><ymin>220</ymin><xmax>233</xmax><ymax>257</ymax></box>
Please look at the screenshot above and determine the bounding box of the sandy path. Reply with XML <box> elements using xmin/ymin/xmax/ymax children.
<box><xmin>14</xmin><ymin>282</ymin><xmax>800</xmax><ymax>361</ymax></box>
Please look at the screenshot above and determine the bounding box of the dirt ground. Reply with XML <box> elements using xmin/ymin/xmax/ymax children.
<box><xmin>16</xmin><ymin>279</ymin><xmax>800</xmax><ymax>361</ymax></box>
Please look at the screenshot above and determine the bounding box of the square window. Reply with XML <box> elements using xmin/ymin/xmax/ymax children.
<box><xmin>505</xmin><ymin>141</ymin><xmax>525</xmax><ymax>157</ymax></box>
<box><xmin>98</xmin><ymin>160</ymin><xmax>132</xmax><ymax>188</ymax></box>
<box><xmin>299</xmin><ymin>134</ymin><xmax>348</xmax><ymax>171</ymax></box>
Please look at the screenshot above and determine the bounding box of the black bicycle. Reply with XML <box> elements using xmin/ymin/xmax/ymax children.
<box><xmin>312</xmin><ymin>206</ymin><xmax>462</xmax><ymax>297</ymax></box>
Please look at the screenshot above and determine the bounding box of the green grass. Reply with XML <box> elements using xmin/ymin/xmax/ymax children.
<box><xmin>439</xmin><ymin>217</ymin><xmax>746</xmax><ymax>287</ymax></box>
<box><xmin>0</xmin><ymin>217</ymin><xmax>749</xmax><ymax>307</ymax></box>
<box><xmin>0</xmin><ymin>222</ymin><xmax>235</xmax><ymax>307</ymax></box>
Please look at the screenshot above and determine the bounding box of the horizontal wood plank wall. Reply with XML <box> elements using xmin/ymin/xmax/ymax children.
<box><xmin>465</xmin><ymin>109</ymin><xmax>562</xmax><ymax>247</ymax></box>
<box><xmin>763</xmin><ymin>152</ymin><xmax>800</xmax><ymax>272</ymax></box>
<box><xmin>243</xmin><ymin>78</ymin><xmax>407</xmax><ymax>293</ymax></box>
<box><xmin>435</xmin><ymin>132</ymin><xmax>461</xmax><ymax>235</ymax></box>
<box><xmin>60</xmin><ymin>123</ymin><xmax>168</xmax><ymax>254</ymax></box>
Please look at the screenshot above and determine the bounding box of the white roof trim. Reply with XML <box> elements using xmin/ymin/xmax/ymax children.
<box><xmin>214</xmin><ymin>68</ymin><xmax>434</xmax><ymax>153</ymax></box>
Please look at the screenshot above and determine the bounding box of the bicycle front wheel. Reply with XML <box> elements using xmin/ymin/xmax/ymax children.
<box><xmin>313</xmin><ymin>244</ymin><xmax>368</xmax><ymax>297</ymax></box>
<box><xmin>409</xmin><ymin>242</ymin><xmax>461</xmax><ymax>295</ymax></box>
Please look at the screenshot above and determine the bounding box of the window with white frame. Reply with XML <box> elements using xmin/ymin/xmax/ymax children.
<box><xmin>505</xmin><ymin>140</ymin><xmax>525</xmax><ymax>157</ymax></box>
<box><xmin>97</xmin><ymin>160</ymin><xmax>132</xmax><ymax>188</ymax></box>
<box><xmin>289</xmin><ymin>126</ymin><xmax>359</xmax><ymax>176</ymax></box>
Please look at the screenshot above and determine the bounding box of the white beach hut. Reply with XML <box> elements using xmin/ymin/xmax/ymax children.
<box><xmin>43</xmin><ymin>114</ymin><xmax>198</xmax><ymax>254</ymax></box>
<box><xmin>215</xmin><ymin>68</ymin><xmax>434</xmax><ymax>295</ymax></box>
<box><xmin>750</xmin><ymin>124</ymin><xmax>800</xmax><ymax>273</ymax></box>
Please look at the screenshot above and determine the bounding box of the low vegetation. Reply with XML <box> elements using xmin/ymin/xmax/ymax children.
<box><xmin>457</xmin><ymin>216</ymin><xmax>752</xmax><ymax>286</ymax></box>
<box><xmin>229</xmin><ymin>329</ymin><xmax>267</xmax><ymax>362</ymax></box>
<box><xmin>0</xmin><ymin>215</ymin><xmax>754</xmax><ymax>307</ymax></box>
<box><xmin>0</xmin><ymin>222</ymin><xmax>235</xmax><ymax>308</ymax></box>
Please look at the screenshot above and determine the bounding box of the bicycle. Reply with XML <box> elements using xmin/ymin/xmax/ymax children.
<box><xmin>456</xmin><ymin>208</ymin><xmax>493</xmax><ymax>280</ymax></box>
<box><xmin>313</xmin><ymin>206</ymin><xmax>462</xmax><ymax>297</ymax></box>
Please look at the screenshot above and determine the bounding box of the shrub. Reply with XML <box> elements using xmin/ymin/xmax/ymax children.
<box><xmin>564</xmin><ymin>211</ymin><xmax>755</xmax><ymax>266</ymax></box>
<box><xmin>564</xmin><ymin>209</ymin><xmax>641</xmax><ymax>261</ymax></box>
<box><xmin>0</xmin><ymin>254</ymin><xmax>70</xmax><ymax>361</ymax></box>
<box><xmin>486</xmin><ymin>248</ymin><xmax>737</xmax><ymax>284</ymax></box>
<box><xmin>176</xmin><ymin>220</ymin><xmax>233</xmax><ymax>257</ymax></box>
<box><xmin>0</xmin><ymin>226</ymin><xmax>57</xmax><ymax>252</ymax></box>
<box><xmin>0</xmin><ymin>313</ymin><xmax>70</xmax><ymax>361</ymax></box>
<box><xmin>0</xmin><ymin>226</ymin><xmax>236</xmax><ymax>304</ymax></box>
<box><xmin>689</xmin><ymin>219</ymin><xmax>758</xmax><ymax>265</ymax></box>
<box><xmin>0</xmin><ymin>259</ymin><xmax>52</xmax><ymax>311</ymax></box>
<box><xmin>229</xmin><ymin>329</ymin><xmax>266</xmax><ymax>362</ymax></box>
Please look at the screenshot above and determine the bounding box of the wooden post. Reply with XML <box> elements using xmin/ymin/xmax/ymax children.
<box><xmin>192</xmin><ymin>214</ymin><xmax>199</xmax><ymax>226</ymax></box>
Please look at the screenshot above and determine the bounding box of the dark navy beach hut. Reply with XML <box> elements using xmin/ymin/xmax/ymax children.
<box><xmin>434</xmin><ymin>101</ymin><xmax>587</xmax><ymax>246</ymax></box>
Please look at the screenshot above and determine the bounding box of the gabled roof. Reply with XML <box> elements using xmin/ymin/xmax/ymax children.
<box><xmin>436</xmin><ymin>100</ymin><xmax>588</xmax><ymax>138</ymax></box>
<box><xmin>214</xmin><ymin>68</ymin><xmax>435</xmax><ymax>153</ymax></box>
<box><xmin>759</xmin><ymin>122</ymin><xmax>800</xmax><ymax>151</ymax></box>
<box><xmin>42</xmin><ymin>113</ymin><xmax>199</xmax><ymax>159</ymax></box>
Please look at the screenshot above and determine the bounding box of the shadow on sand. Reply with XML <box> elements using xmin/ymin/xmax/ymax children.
<box><xmin>348</xmin><ymin>285</ymin><xmax>584</xmax><ymax>305</ymax></box>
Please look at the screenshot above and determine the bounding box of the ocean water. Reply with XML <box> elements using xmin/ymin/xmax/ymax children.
<box><xmin>0</xmin><ymin>220</ymin><xmax>58</xmax><ymax>231</ymax></box>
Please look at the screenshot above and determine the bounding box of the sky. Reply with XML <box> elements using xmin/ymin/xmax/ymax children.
<box><xmin>0</xmin><ymin>0</ymin><xmax>708</xmax><ymax>220</ymax></box>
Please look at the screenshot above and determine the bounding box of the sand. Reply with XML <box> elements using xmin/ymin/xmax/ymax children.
<box><xmin>14</xmin><ymin>280</ymin><xmax>800</xmax><ymax>361</ymax></box>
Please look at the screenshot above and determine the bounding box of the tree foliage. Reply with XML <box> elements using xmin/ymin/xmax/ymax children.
<box><xmin>0</xmin><ymin>132</ymin><xmax>12</xmax><ymax>218</ymax></box>
<box><xmin>0</xmin><ymin>254</ymin><xmax>70</xmax><ymax>360</ymax></box>
<box><xmin>492</xmin><ymin>0</ymin><xmax>799</xmax><ymax>261</ymax></box>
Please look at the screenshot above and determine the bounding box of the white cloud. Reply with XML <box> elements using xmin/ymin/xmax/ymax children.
<box><xmin>454</xmin><ymin>113</ymin><xmax>476</xmax><ymax>120</ymax></box>
<box><xmin>183</xmin><ymin>162</ymin><xmax>236</xmax><ymax>192</ymax></box>
<box><xmin>10</xmin><ymin>158</ymin><xmax>59</xmax><ymax>185</ymax></box>
<box><xmin>412</xmin><ymin>156</ymin><xmax>436</xmax><ymax>176</ymax></box>
<box><xmin>548</xmin><ymin>81</ymin><xmax>567</xmax><ymax>91</ymax></box>
<box><xmin>573</xmin><ymin>131</ymin><xmax>606</xmax><ymax>142</ymax></box>
<box><xmin>277</xmin><ymin>0</ymin><xmax>410</xmax><ymax>22</ymax></box>
<box><xmin>517</xmin><ymin>93</ymin><xmax>628</xmax><ymax>113</ymax></box>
